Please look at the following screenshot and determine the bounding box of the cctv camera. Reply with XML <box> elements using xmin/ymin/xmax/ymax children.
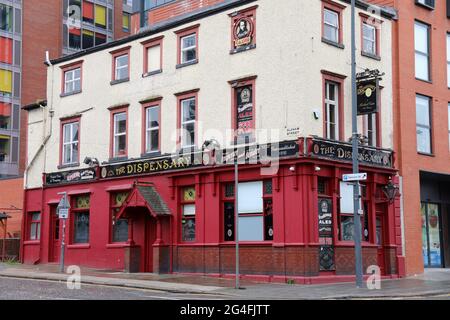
<box><xmin>315</xmin><ymin>166</ymin><xmax>321</xmax><ymax>172</ymax></box>
<box><xmin>289</xmin><ymin>166</ymin><xmax>296</xmax><ymax>172</ymax></box>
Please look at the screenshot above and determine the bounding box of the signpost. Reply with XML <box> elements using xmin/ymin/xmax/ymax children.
<box><xmin>57</xmin><ymin>192</ymin><xmax>70</xmax><ymax>273</ymax></box>
<box><xmin>343</xmin><ymin>173</ymin><xmax>368</xmax><ymax>182</ymax></box>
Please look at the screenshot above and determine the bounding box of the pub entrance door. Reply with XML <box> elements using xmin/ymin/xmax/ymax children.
<box><xmin>49</xmin><ymin>206</ymin><xmax>61</xmax><ymax>263</ymax></box>
<box><xmin>375</xmin><ymin>204</ymin><xmax>386</xmax><ymax>275</ymax></box>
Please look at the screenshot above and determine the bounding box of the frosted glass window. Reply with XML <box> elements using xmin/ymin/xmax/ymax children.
<box><xmin>183</xmin><ymin>204</ymin><xmax>195</xmax><ymax>216</ymax></box>
<box><xmin>238</xmin><ymin>181</ymin><xmax>263</xmax><ymax>214</ymax></box>
<box><xmin>238</xmin><ymin>216</ymin><xmax>263</xmax><ymax>241</ymax></box>
<box><xmin>147</xmin><ymin>45</ymin><xmax>161</xmax><ymax>73</ymax></box>
<box><xmin>340</xmin><ymin>181</ymin><xmax>354</xmax><ymax>214</ymax></box>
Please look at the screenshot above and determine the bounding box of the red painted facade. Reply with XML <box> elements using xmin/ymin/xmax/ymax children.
<box><xmin>21</xmin><ymin>138</ymin><xmax>404</xmax><ymax>283</ymax></box>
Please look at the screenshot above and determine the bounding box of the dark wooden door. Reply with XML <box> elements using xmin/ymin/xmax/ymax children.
<box><xmin>376</xmin><ymin>206</ymin><xmax>386</xmax><ymax>275</ymax></box>
<box><xmin>50</xmin><ymin>206</ymin><xmax>61</xmax><ymax>263</ymax></box>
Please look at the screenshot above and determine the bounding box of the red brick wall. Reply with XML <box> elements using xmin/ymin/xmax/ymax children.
<box><xmin>114</xmin><ymin>0</ymin><xmax>130</xmax><ymax>40</ymax></box>
<box><xmin>0</xmin><ymin>177</ymin><xmax>23</xmax><ymax>237</ymax></box>
<box><xmin>131</xmin><ymin>0</ymin><xmax>227</xmax><ymax>33</ymax></box>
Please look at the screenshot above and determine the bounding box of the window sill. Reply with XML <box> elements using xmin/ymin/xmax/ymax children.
<box><xmin>67</xmin><ymin>244</ymin><xmax>91</xmax><ymax>249</ymax></box>
<box><xmin>106</xmin><ymin>243</ymin><xmax>132</xmax><ymax>249</ymax></box>
<box><xmin>321</xmin><ymin>38</ymin><xmax>345</xmax><ymax>49</ymax></box>
<box><xmin>176</xmin><ymin>59</ymin><xmax>198</xmax><ymax>69</ymax></box>
<box><xmin>361</xmin><ymin>51</ymin><xmax>381</xmax><ymax>61</ymax></box>
<box><xmin>107</xmin><ymin>156</ymin><xmax>129</xmax><ymax>164</ymax></box>
<box><xmin>230</xmin><ymin>44</ymin><xmax>256</xmax><ymax>55</ymax></box>
<box><xmin>142</xmin><ymin>69</ymin><xmax>162</xmax><ymax>78</ymax></box>
<box><xmin>141</xmin><ymin>151</ymin><xmax>162</xmax><ymax>159</ymax></box>
<box><xmin>110</xmin><ymin>78</ymin><xmax>130</xmax><ymax>86</ymax></box>
<box><xmin>57</xmin><ymin>163</ymin><xmax>80</xmax><ymax>170</ymax></box>
<box><xmin>415</xmin><ymin>77</ymin><xmax>432</xmax><ymax>84</ymax></box>
<box><xmin>60</xmin><ymin>90</ymin><xmax>82</xmax><ymax>98</ymax></box>
<box><xmin>417</xmin><ymin>152</ymin><xmax>435</xmax><ymax>157</ymax></box>
<box><xmin>23</xmin><ymin>240</ymin><xmax>40</xmax><ymax>245</ymax></box>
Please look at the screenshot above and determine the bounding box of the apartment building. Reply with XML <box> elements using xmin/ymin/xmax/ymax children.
<box><xmin>369</xmin><ymin>0</ymin><xmax>450</xmax><ymax>273</ymax></box>
<box><xmin>0</xmin><ymin>0</ymin><xmax>132</xmax><ymax>238</ymax></box>
<box><xmin>21</xmin><ymin>0</ymin><xmax>403</xmax><ymax>282</ymax></box>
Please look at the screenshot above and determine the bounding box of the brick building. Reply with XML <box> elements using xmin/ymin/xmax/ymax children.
<box><xmin>368</xmin><ymin>0</ymin><xmax>450</xmax><ymax>274</ymax></box>
<box><xmin>0</xmin><ymin>0</ymin><xmax>132</xmax><ymax>238</ymax></box>
<box><xmin>21</xmin><ymin>0</ymin><xmax>403</xmax><ymax>283</ymax></box>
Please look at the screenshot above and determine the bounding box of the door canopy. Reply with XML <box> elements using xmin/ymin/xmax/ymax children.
<box><xmin>116</xmin><ymin>182</ymin><xmax>172</xmax><ymax>219</ymax></box>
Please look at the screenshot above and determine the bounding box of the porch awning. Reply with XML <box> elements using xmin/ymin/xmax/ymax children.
<box><xmin>116</xmin><ymin>182</ymin><xmax>172</xmax><ymax>219</ymax></box>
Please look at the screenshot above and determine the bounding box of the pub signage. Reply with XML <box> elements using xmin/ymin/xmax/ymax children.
<box><xmin>100</xmin><ymin>141</ymin><xmax>299</xmax><ymax>180</ymax></box>
<box><xmin>310</xmin><ymin>138</ymin><xmax>393</xmax><ymax>168</ymax></box>
<box><xmin>357</xmin><ymin>78</ymin><xmax>379</xmax><ymax>115</ymax></box>
<box><xmin>233</xmin><ymin>16</ymin><xmax>254</xmax><ymax>48</ymax></box>
<box><xmin>236</xmin><ymin>85</ymin><xmax>253</xmax><ymax>136</ymax></box>
<box><xmin>45</xmin><ymin>168</ymin><xmax>97</xmax><ymax>186</ymax></box>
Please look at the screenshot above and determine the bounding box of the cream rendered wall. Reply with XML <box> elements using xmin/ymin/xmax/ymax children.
<box><xmin>26</xmin><ymin>0</ymin><xmax>394</xmax><ymax>189</ymax></box>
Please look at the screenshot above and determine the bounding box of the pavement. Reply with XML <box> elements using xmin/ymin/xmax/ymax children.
<box><xmin>1</xmin><ymin>262</ymin><xmax>450</xmax><ymax>300</ymax></box>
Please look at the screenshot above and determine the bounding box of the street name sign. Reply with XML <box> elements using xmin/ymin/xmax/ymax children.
<box><xmin>343</xmin><ymin>173</ymin><xmax>367</xmax><ymax>182</ymax></box>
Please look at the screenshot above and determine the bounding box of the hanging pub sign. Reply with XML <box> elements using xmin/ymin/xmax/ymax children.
<box><xmin>236</xmin><ymin>85</ymin><xmax>254</xmax><ymax>136</ymax></box>
<box><xmin>233</xmin><ymin>16</ymin><xmax>254</xmax><ymax>49</ymax></box>
<box><xmin>357</xmin><ymin>78</ymin><xmax>379</xmax><ymax>115</ymax></box>
<box><xmin>45</xmin><ymin>168</ymin><xmax>97</xmax><ymax>186</ymax></box>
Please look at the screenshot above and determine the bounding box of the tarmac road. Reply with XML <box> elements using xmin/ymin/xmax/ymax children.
<box><xmin>0</xmin><ymin>276</ymin><xmax>229</xmax><ymax>300</ymax></box>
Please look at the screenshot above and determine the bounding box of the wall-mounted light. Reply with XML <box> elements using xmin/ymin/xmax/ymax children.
<box><xmin>383</xmin><ymin>178</ymin><xmax>399</xmax><ymax>203</ymax></box>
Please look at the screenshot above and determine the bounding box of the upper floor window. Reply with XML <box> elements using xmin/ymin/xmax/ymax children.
<box><xmin>447</xmin><ymin>33</ymin><xmax>450</xmax><ymax>87</ymax></box>
<box><xmin>0</xmin><ymin>4</ymin><xmax>13</xmax><ymax>32</ymax></box>
<box><xmin>142</xmin><ymin>36</ymin><xmax>163</xmax><ymax>76</ymax></box>
<box><xmin>122</xmin><ymin>13</ymin><xmax>130</xmax><ymax>32</ymax></box>
<box><xmin>145</xmin><ymin>104</ymin><xmax>160</xmax><ymax>153</ymax></box>
<box><xmin>362</xmin><ymin>23</ymin><xmax>377</xmax><ymax>56</ymax></box>
<box><xmin>180</xmin><ymin>97</ymin><xmax>196</xmax><ymax>148</ymax></box>
<box><xmin>324</xmin><ymin>8</ymin><xmax>339</xmax><ymax>43</ymax></box>
<box><xmin>64</xmin><ymin>68</ymin><xmax>81</xmax><ymax>94</ymax></box>
<box><xmin>175</xmin><ymin>25</ymin><xmax>199</xmax><ymax>67</ymax></box>
<box><xmin>0</xmin><ymin>69</ymin><xmax>12</xmax><ymax>96</ymax></box>
<box><xmin>110</xmin><ymin>46</ymin><xmax>131</xmax><ymax>84</ymax></box>
<box><xmin>363</xmin><ymin>113</ymin><xmax>379</xmax><ymax>147</ymax></box>
<box><xmin>325</xmin><ymin>80</ymin><xmax>340</xmax><ymax>140</ymax></box>
<box><xmin>60</xmin><ymin>61</ymin><xmax>83</xmax><ymax>96</ymax></box>
<box><xmin>110</xmin><ymin>107</ymin><xmax>128</xmax><ymax>158</ymax></box>
<box><xmin>415</xmin><ymin>21</ymin><xmax>430</xmax><ymax>81</ymax></box>
<box><xmin>416</xmin><ymin>94</ymin><xmax>432</xmax><ymax>154</ymax></box>
<box><xmin>61</xmin><ymin>119</ymin><xmax>80</xmax><ymax>165</ymax></box>
<box><xmin>0</xmin><ymin>37</ymin><xmax>13</xmax><ymax>64</ymax></box>
<box><xmin>115</xmin><ymin>54</ymin><xmax>129</xmax><ymax>80</ymax></box>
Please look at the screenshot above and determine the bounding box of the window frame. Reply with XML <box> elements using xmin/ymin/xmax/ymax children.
<box><xmin>59</xmin><ymin>116</ymin><xmax>81</xmax><ymax>167</ymax></box>
<box><xmin>180</xmin><ymin>186</ymin><xmax>196</xmax><ymax>243</ymax></box>
<box><xmin>414</xmin><ymin>20</ymin><xmax>431</xmax><ymax>82</ymax></box>
<box><xmin>60</xmin><ymin>60</ymin><xmax>83</xmax><ymax>96</ymax></box>
<box><xmin>28</xmin><ymin>212</ymin><xmax>41</xmax><ymax>241</ymax></box>
<box><xmin>175</xmin><ymin>89</ymin><xmax>199</xmax><ymax>150</ymax></box>
<box><xmin>174</xmin><ymin>24</ymin><xmax>200</xmax><ymax>68</ymax></box>
<box><xmin>321</xmin><ymin>0</ymin><xmax>345</xmax><ymax>47</ymax></box>
<box><xmin>110</xmin><ymin>46</ymin><xmax>131</xmax><ymax>84</ymax></box>
<box><xmin>109</xmin><ymin>105</ymin><xmax>129</xmax><ymax>159</ymax></box>
<box><xmin>416</xmin><ymin>94</ymin><xmax>433</xmax><ymax>155</ymax></box>
<box><xmin>109</xmin><ymin>190</ymin><xmax>131</xmax><ymax>244</ymax></box>
<box><xmin>322</xmin><ymin>70</ymin><xmax>346</xmax><ymax>141</ymax></box>
<box><xmin>70</xmin><ymin>194</ymin><xmax>91</xmax><ymax>245</ymax></box>
<box><xmin>141</xmin><ymin>35</ymin><xmax>164</xmax><ymax>76</ymax></box>
<box><xmin>360</xmin><ymin>13</ymin><xmax>382</xmax><ymax>59</ymax></box>
<box><xmin>141</xmin><ymin>98</ymin><xmax>162</xmax><ymax>155</ymax></box>
<box><xmin>221</xmin><ymin>180</ymin><xmax>273</xmax><ymax>243</ymax></box>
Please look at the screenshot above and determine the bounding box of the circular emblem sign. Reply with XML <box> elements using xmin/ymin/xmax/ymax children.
<box><xmin>234</xmin><ymin>17</ymin><xmax>253</xmax><ymax>47</ymax></box>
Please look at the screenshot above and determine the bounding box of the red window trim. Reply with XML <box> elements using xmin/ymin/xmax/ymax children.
<box><xmin>109</xmin><ymin>190</ymin><xmax>131</xmax><ymax>244</ymax></box>
<box><xmin>321</xmin><ymin>70</ymin><xmax>346</xmax><ymax>141</ymax></box>
<box><xmin>28</xmin><ymin>212</ymin><xmax>41</xmax><ymax>241</ymax></box>
<box><xmin>229</xmin><ymin>5</ymin><xmax>258</xmax><ymax>52</ymax></box>
<box><xmin>60</xmin><ymin>60</ymin><xmax>83</xmax><ymax>95</ymax></box>
<box><xmin>229</xmin><ymin>75</ymin><xmax>257</xmax><ymax>142</ymax></box>
<box><xmin>175</xmin><ymin>89</ymin><xmax>200</xmax><ymax>149</ymax></box>
<box><xmin>110</xmin><ymin>46</ymin><xmax>131</xmax><ymax>82</ymax></box>
<box><xmin>59</xmin><ymin>116</ymin><xmax>81</xmax><ymax>167</ymax></box>
<box><xmin>141</xmin><ymin>35</ymin><xmax>164</xmax><ymax>75</ymax></box>
<box><xmin>360</xmin><ymin>13</ymin><xmax>382</xmax><ymax>58</ymax></box>
<box><xmin>321</xmin><ymin>0</ymin><xmax>345</xmax><ymax>45</ymax></box>
<box><xmin>109</xmin><ymin>106</ymin><xmax>129</xmax><ymax>159</ymax></box>
<box><xmin>141</xmin><ymin>97</ymin><xmax>162</xmax><ymax>155</ymax></box>
<box><xmin>174</xmin><ymin>24</ymin><xmax>200</xmax><ymax>66</ymax></box>
<box><xmin>180</xmin><ymin>186</ymin><xmax>196</xmax><ymax>243</ymax></box>
<box><xmin>69</xmin><ymin>194</ymin><xmax>91</xmax><ymax>245</ymax></box>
